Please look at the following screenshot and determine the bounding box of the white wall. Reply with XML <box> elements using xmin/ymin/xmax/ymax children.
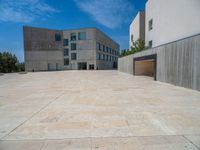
<box><xmin>129</xmin><ymin>12</ymin><xmax>140</xmax><ymax>48</ymax></box>
<box><xmin>145</xmin><ymin>0</ymin><xmax>200</xmax><ymax>47</ymax></box>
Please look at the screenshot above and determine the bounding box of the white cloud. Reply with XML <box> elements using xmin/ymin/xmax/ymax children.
<box><xmin>0</xmin><ymin>0</ymin><xmax>58</xmax><ymax>23</ymax></box>
<box><xmin>74</xmin><ymin>0</ymin><xmax>134</xmax><ymax>29</ymax></box>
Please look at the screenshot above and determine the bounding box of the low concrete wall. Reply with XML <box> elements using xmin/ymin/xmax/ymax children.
<box><xmin>118</xmin><ymin>34</ymin><xmax>200</xmax><ymax>91</ymax></box>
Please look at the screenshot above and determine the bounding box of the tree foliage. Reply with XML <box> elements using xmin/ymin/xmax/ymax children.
<box><xmin>120</xmin><ymin>39</ymin><xmax>146</xmax><ymax>57</ymax></box>
<box><xmin>0</xmin><ymin>52</ymin><xmax>25</xmax><ymax>73</ymax></box>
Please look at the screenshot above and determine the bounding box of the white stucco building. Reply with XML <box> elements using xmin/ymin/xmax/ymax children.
<box><xmin>129</xmin><ymin>11</ymin><xmax>145</xmax><ymax>48</ymax></box>
<box><xmin>130</xmin><ymin>0</ymin><xmax>200</xmax><ymax>48</ymax></box>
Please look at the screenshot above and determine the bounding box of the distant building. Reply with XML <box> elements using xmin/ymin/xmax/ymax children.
<box><xmin>24</xmin><ymin>26</ymin><xmax>119</xmax><ymax>71</ymax></box>
<box><xmin>130</xmin><ymin>0</ymin><xmax>200</xmax><ymax>48</ymax></box>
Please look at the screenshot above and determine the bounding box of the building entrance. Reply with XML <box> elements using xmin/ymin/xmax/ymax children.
<box><xmin>78</xmin><ymin>62</ymin><xmax>87</xmax><ymax>70</ymax></box>
<box><xmin>133</xmin><ymin>54</ymin><xmax>157</xmax><ymax>80</ymax></box>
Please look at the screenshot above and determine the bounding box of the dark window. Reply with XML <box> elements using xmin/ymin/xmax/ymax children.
<box><xmin>106</xmin><ymin>55</ymin><xmax>108</xmax><ymax>61</ymax></box>
<box><xmin>97</xmin><ymin>42</ymin><xmax>101</xmax><ymax>50</ymax></box>
<box><xmin>149</xmin><ymin>19</ymin><xmax>153</xmax><ymax>31</ymax></box>
<box><xmin>106</xmin><ymin>47</ymin><xmax>108</xmax><ymax>53</ymax></box>
<box><xmin>64</xmin><ymin>49</ymin><xmax>69</xmax><ymax>56</ymax></box>
<box><xmin>55</xmin><ymin>33</ymin><xmax>61</xmax><ymax>41</ymax></box>
<box><xmin>70</xmin><ymin>33</ymin><xmax>76</xmax><ymax>41</ymax></box>
<box><xmin>103</xmin><ymin>45</ymin><xmax>105</xmax><ymax>52</ymax></box>
<box><xmin>64</xmin><ymin>58</ymin><xmax>69</xmax><ymax>65</ymax></box>
<box><xmin>149</xmin><ymin>41</ymin><xmax>153</xmax><ymax>48</ymax></box>
<box><xmin>103</xmin><ymin>54</ymin><xmax>105</xmax><ymax>60</ymax></box>
<box><xmin>89</xmin><ymin>64</ymin><xmax>94</xmax><ymax>70</ymax></box>
<box><xmin>63</xmin><ymin>39</ymin><xmax>68</xmax><ymax>46</ymax></box>
<box><xmin>99</xmin><ymin>43</ymin><xmax>101</xmax><ymax>50</ymax></box>
<box><xmin>101</xmin><ymin>54</ymin><xmax>103</xmax><ymax>60</ymax></box>
<box><xmin>98</xmin><ymin>53</ymin><xmax>101</xmax><ymax>60</ymax></box>
<box><xmin>78</xmin><ymin>63</ymin><xmax>87</xmax><ymax>70</ymax></box>
<box><xmin>71</xmin><ymin>43</ymin><xmax>76</xmax><ymax>50</ymax></box>
<box><xmin>131</xmin><ymin>34</ymin><xmax>134</xmax><ymax>42</ymax></box>
<box><xmin>78</xmin><ymin>32</ymin><xmax>86</xmax><ymax>40</ymax></box>
<box><xmin>71</xmin><ymin>53</ymin><xmax>77</xmax><ymax>60</ymax></box>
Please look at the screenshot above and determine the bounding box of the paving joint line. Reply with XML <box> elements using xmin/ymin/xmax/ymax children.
<box><xmin>39</xmin><ymin>139</ymin><xmax>46</xmax><ymax>150</ymax></box>
<box><xmin>183</xmin><ymin>135</ymin><xmax>200</xmax><ymax>150</ymax></box>
<box><xmin>1</xmin><ymin>134</ymin><xmax>200</xmax><ymax>142</ymax></box>
<box><xmin>1</xmin><ymin>92</ymin><xmax>65</xmax><ymax>140</ymax></box>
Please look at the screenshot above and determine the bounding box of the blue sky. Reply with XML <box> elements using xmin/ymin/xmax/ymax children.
<box><xmin>0</xmin><ymin>0</ymin><xmax>146</xmax><ymax>62</ymax></box>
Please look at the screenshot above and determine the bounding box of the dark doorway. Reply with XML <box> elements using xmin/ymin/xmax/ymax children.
<box><xmin>89</xmin><ymin>64</ymin><xmax>94</xmax><ymax>70</ymax></box>
<box><xmin>133</xmin><ymin>54</ymin><xmax>157</xmax><ymax>80</ymax></box>
<box><xmin>113</xmin><ymin>62</ymin><xmax>117</xmax><ymax>69</ymax></box>
<box><xmin>78</xmin><ymin>62</ymin><xmax>87</xmax><ymax>70</ymax></box>
<box><xmin>48</xmin><ymin>63</ymin><xmax>55</xmax><ymax>71</ymax></box>
<box><xmin>56</xmin><ymin>63</ymin><xmax>58</xmax><ymax>71</ymax></box>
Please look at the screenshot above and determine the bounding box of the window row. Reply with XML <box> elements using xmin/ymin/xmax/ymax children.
<box><xmin>63</xmin><ymin>42</ymin><xmax>77</xmax><ymax>50</ymax></box>
<box><xmin>63</xmin><ymin>49</ymin><xmax>76</xmax><ymax>59</ymax></box>
<box><xmin>55</xmin><ymin>32</ymin><xmax>86</xmax><ymax>44</ymax></box>
<box><xmin>64</xmin><ymin>53</ymin><xmax>77</xmax><ymax>65</ymax></box>
<box><xmin>96</xmin><ymin>42</ymin><xmax>118</xmax><ymax>56</ymax></box>
<box><xmin>71</xmin><ymin>32</ymin><xmax>86</xmax><ymax>41</ymax></box>
<box><xmin>97</xmin><ymin>53</ymin><xmax>118</xmax><ymax>61</ymax></box>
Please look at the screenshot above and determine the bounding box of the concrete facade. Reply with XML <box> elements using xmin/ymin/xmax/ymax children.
<box><xmin>24</xmin><ymin>26</ymin><xmax>119</xmax><ymax>71</ymax></box>
<box><xmin>119</xmin><ymin>34</ymin><xmax>200</xmax><ymax>91</ymax></box>
<box><xmin>129</xmin><ymin>11</ymin><xmax>145</xmax><ymax>48</ymax></box>
<box><xmin>145</xmin><ymin>0</ymin><xmax>200</xmax><ymax>47</ymax></box>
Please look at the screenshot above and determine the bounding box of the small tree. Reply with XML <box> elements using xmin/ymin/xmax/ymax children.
<box><xmin>0</xmin><ymin>52</ymin><xmax>21</xmax><ymax>73</ymax></box>
<box><xmin>120</xmin><ymin>39</ymin><xmax>146</xmax><ymax>57</ymax></box>
<box><xmin>131</xmin><ymin>38</ymin><xmax>145</xmax><ymax>53</ymax></box>
<box><xmin>120</xmin><ymin>49</ymin><xmax>129</xmax><ymax>57</ymax></box>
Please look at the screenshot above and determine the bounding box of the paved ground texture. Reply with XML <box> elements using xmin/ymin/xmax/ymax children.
<box><xmin>0</xmin><ymin>71</ymin><xmax>200</xmax><ymax>150</ymax></box>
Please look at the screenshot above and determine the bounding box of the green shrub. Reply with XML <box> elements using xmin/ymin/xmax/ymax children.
<box><xmin>120</xmin><ymin>39</ymin><xmax>146</xmax><ymax>57</ymax></box>
<box><xmin>0</xmin><ymin>52</ymin><xmax>24</xmax><ymax>73</ymax></box>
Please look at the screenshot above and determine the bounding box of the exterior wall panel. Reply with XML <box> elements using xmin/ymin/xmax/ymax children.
<box><xmin>118</xmin><ymin>34</ymin><xmax>200</xmax><ymax>91</ymax></box>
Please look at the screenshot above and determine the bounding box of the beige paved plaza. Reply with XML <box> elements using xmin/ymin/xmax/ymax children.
<box><xmin>0</xmin><ymin>70</ymin><xmax>200</xmax><ymax>149</ymax></box>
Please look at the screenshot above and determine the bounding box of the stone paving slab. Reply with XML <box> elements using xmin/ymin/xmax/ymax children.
<box><xmin>0</xmin><ymin>135</ymin><xmax>199</xmax><ymax>150</ymax></box>
<box><xmin>0</xmin><ymin>71</ymin><xmax>200</xmax><ymax>149</ymax></box>
<box><xmin>184</xmin><ymin>135</ymin><xmax>200</xmax><ymax>149</ymax></box>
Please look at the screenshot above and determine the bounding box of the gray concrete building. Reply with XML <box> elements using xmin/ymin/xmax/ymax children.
<box><xmin>24</xmin><ymin>26</ymin><xmax>119</xmax><ymax>71</ymax></box>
